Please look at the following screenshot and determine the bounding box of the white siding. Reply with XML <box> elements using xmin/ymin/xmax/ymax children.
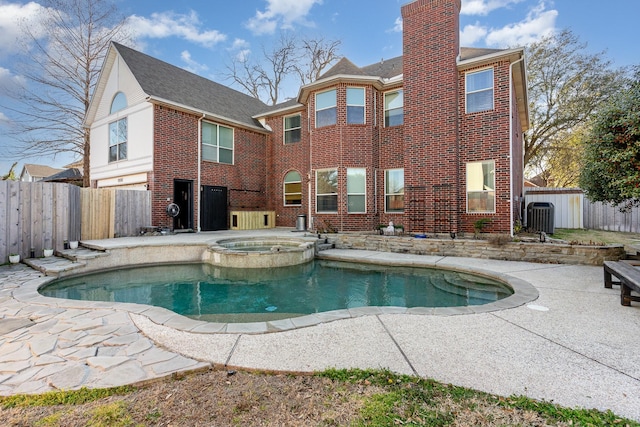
<box><xmin>90</xmin><ymin>54</ymin><xmax>153</xmax><ymax>186</ymax></box>
<box><xmin>525</xmin><ymin>188</ymin><xmax>584</xmax><ymax>229</ymax></box>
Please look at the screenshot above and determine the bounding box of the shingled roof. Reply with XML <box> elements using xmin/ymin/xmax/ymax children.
<box><xmin>113</xmin><ymin>42</ymin><xmax>268</xmax><ymax>130</ymax></box>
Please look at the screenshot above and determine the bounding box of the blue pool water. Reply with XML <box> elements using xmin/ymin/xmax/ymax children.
<box><xmin>40</xmin><ymin>260</ymin><xmax>512</xmax><ymax>322</ymax></box>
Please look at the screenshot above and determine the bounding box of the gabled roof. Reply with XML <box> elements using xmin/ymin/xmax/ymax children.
<box><xmin>42</xmin><ymin>168</ymin><xmax>83</xmax><ymax>182</ymax></box>
<box><xmin>110</xmin><ymin>43</ymin><xmax>269</xmax><ymax>130</ymax></box>
<box><xmin>20</xmin><ymin>164</ymin><xmax>64</xmax><ymax>180</ymax></box>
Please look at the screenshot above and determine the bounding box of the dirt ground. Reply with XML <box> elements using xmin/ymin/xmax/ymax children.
<box><xmin>0</xmin><ymin>368</ymin><xmax>576</xmax><ymax>426</ymax></box>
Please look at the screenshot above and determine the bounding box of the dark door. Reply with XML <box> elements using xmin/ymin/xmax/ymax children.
<box><xmin>173</xmin><ymin>179</ymin><xmax>193</xmax><ymax>230</ymax></box>
<box><xmin>201</xmin><ymin>185</ymin><xmax>228</xmax><ymax>231</ymax></box>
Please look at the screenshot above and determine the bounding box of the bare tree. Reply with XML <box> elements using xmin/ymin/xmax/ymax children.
<box><xmin>6</xmin><ymin>0</ymin><xmax>129</xmax><ymax>187</ymax></box>
<box><xmin>225</xmin><ymin>34</ymin><xmax>341</xmax><ymax>105</ymax></box>
<box><xmin>295</xmin><ymin>37</ymin><xmax>342</xmax><ymax>85</ymax></box>
<box><xmin>524</xmin><ymin>29</ymin><xmax>625</xmax><ymax>173</ymax></box>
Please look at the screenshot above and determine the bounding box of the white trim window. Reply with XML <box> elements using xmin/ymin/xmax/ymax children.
<box><xmin>108</xmin><ymin>118</ymin><xmax>127</xmax><ymax>162</ymax></box>
<box><xmin>202</xmin><ymin>122</ymin><xmax>234</xmax><ymax>164</ymax></box>
<box><xmin>110</xmin><ymin>92</ymin><xmax>127</xmax><ymax>114</ymax></box>
<box><xmin>315</xmin><ymin>89</ymin><xmax>337</xmax><ymax>127</ymax></box>
<box><xmin>283</xmin><ymin>170</ymin><xmax>302</xmax><ymax>206</ymax></box>
<box><xmin>284</xmin><ymin>114</ymin><xmax>301</xmax><ymax>144</ymax></box>
<box><xmin>466</xmin><ymin>68</ymin><xmax>494</xmax><ymax>113</ymax></box>
<box><xmin>347</xmin><ymin>168</ymin><xmax>366</xmax><ymax>213</ymax></box>
<box><xmin>385</xmin><ymin>169</ymin><xmax>404</xmax><ymax>212</ymax></box>
<box><xmin>347</xmin><ymin>87</ymin><xmax>365</xmax><ymax>124</ymax></box>
<box><xmin>466</xmin><ymin>160</ymin><xmax>495</xmax><ymax>213</ymax></box>
<box><xmin>384</xmin><ymin>90</ymin><xmax>403</xmax><ymax>127</ymax></box>
<box><xmin>316</xmin><ymin>168</ymin><xmax>338</xmax><ymax>212</ymax></box>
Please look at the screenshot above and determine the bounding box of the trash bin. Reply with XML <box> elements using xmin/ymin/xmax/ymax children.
<box><xmin>296</xmin><ymin>214</ymin><xmax>307</xmax><ymax>231</ymax></box>
<box><xmin>527</xmin><ymin>202</ymin><xmax>555</xmax><ymax>234</ymax></box>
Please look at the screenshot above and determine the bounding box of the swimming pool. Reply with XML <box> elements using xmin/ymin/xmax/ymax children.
<box><xmin>40</xmin><ymin>260</ymin><xmax>513</xmax><ymax>323</ymax></box>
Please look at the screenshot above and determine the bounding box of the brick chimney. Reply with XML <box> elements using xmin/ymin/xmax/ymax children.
<box><xmin>401</xmin><ymin>0</ymin><xmax>461</xmax><ymax>233</ymax></box>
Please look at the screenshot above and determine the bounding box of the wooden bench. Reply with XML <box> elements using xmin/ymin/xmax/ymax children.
<box><xmin>603</xmin><ymin>260</ymin><xmax>640</xmax><ymax>306</ymax></box>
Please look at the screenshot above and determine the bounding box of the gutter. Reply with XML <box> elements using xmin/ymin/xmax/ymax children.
<box><xmin>146</xmin><ymin>95</ymin><xmax>269</xmax><ymax>134</ymax></box>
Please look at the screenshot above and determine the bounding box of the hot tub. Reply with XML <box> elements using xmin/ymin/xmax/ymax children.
<box><xmin>204</xmin><ymin>237</ymin><xmax>316</xmax><ymax>268</ymax></box>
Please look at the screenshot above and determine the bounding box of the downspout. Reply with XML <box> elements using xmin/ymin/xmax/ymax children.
<box><xmin>308</xmin><ymin>101</ymin><xmax>312</xmax><ymax>232</ymax></box>
<box><xmin>197</xmin><ymin>113</ymin><xmax>205</xmax><ymax>232</ymax></box>
<box><xmin>509</xmin><ymin>55</ymin><xmax>525</xmax><ymax>237</ymax></box>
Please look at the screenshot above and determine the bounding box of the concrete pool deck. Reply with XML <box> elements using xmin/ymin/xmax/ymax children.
<box><xmin>1</xmin><ymin>229</ymin><xmax>639</xmax><ymax>421</ymax></box>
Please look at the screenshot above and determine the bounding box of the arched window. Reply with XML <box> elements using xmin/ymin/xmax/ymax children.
<box><xmin>110</xmin><ymin>92</ymin><xmax>127</xmax><ymax>114</ymax></box>
<box><xmin>283</xmin><ymin>171</ymin><xmax>302</xmax><ymax>206</ymax></box>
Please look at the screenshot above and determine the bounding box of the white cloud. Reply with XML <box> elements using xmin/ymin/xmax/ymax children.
<box><xmin>391</xmin><ymin>16</ymin><xmax>403</xmax><ymax>33</ymax></box>
<box><xmin>245</xmin><ymin>0</ymin><xmax>322</xmax><ymax>35</ymax></box>
<box><xmin>461</xmin><ymin>0</ymin><xmax>525</xmax><ymax>16</ymax></box>
<box><xmin>128</xmin><ymin>10</ymin><xmax>226</xmax><ymax>48</ymax></box>
<box><xmin>485</xmin><ymin>2</ymin><xmax>557</xmax><ymax>47</ymax></box>
<box><xmin>180</xmin><ymin>50</ymin><xmax>209</xmax><ymax>74</ymax></box>
<box><xmin>460</xmin><ymin>23</ymin><xmax>489</xmax><ymax>46</ymax></box>
<box><xmin>0</xmin><ymin>1</ymin><xmax>48</xmax><ymax>57</ymax></box>
<box><xmin>0</xmin><ymin>66</ymin><xmax>26</xmax><ymax>95</ymax></box>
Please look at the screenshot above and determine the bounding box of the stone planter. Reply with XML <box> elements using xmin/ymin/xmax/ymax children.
<box><xmin>8</xmin><ymin>254</ymin><xmax>20</xmax><ymax>264</ymax></box>
<box><xmin>69</xmin><ymin>241</ymin><xmax>79</xmax><ymax>249</ymax></box>
<box><xmin>43</xmin><ymin>249</ymin><xmax>54</xmax><ymax>257</ymax></box>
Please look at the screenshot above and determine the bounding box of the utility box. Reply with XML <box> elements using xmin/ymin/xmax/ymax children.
<box><xmin>527</xmin><ymin>202</ymin><xmax>555</xmax><ymax>234</ymax></box>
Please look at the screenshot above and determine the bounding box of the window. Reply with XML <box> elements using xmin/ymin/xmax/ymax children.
<box><xmin>384</xmin><ymin>90</ymin><xmax>403</xmax><ymax>127</ymax></box>
<box><xmin>284</xmin><ymin>171</ymin><xmax>302</xmax><ymax>206</ymax></box>
<box><xmin>315</xmin><ymin>89</ymin><xmax>336</xmax><ymax>127</ymax></box>
<box><xmin>284</xmin><ymin>114</ymin><xmax>301</xmax><ymax>144</ymax></box>
<box><xmin>347</xmin><ymin>87</ymin><xmax>365</xmax><ymax>124</ymax></box>
<box><xmin>108</xmin><ymin>118</ymin><xmax>127</xmax><ymax>162</ymax></box>
<box><xmin>466</xmin><ymin>160</ymin><xmax>495</xmax><ymax>213</ymax></box>
<box><xmin>466</xmin><ymin>68</ymin><xmax>494</xmax><ymax>113</ymax></box>
<box><xmin>316</xmin><ymin>168</ymin><xmax>338</xmax><ymax>212</ymax></box>
<box><xmin>385</xmin><ymin>169</ymin><xmax>404</xmax><ymax>212</ymax></box>
<box><xmin>347</xmin><ymin>168</ymin><xmax>366</xmax><ymax>213</ymax></box>
<box><xmin>110</xmin><ymin>92</ymin><xmax>127</xmax><ymax>114</ymax></box>
<box><xmin>202</xmin><ymin>122</ymin><xmax>233</xmax><ymax>164</ymax></box>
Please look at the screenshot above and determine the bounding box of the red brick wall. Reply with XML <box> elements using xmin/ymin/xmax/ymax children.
<box><xmin>458</xmin><ymin>61</ymin><xmax>514</xmax><ymax>234</ymax></box>
<box><xmin>401</xmin><ymin>0</ymin><xmax>462</xmax><ymax>234</ymax></box>
<box><xmin>149</xmin><ymin>105</ymin><xmax>267</xmax><ymax>230</ymax></box>
<box><xmin>149</xmin><ymin>105</ymin><xmax>199</xmax><ymax>230</ymax></box>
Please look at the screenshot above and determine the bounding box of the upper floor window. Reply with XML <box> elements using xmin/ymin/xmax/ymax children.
<box><xmin>315</xmin><ymin>89</ymin><xmax>336</xmax><ymax>128</ymax></box>
<box><xmin>385</xmin><ymin>169</ymin><xmax>404</xmax><ymax>212</ymax></box>
<box><xmin>283</xmin><ymin>171</ymin><xmax>302</xmax><ymax>206</ymax></box>
<box><xmin>110</xmin><ymin>92</ymin><xmax>127</xmax><ymax>114</ymax></box>
<box><xmin>466</xmin><ymin>68</ymin><xmax>494</xmax><ymax>113</ymax></box>
<box><xmin>347</xmin><ymin>87</ymin><xmax>365</xmax><ymax>124</ymax></box>
<box><xmin>316</xmin><ymin>168</ymin><xmax>338</xmax><ymax>212</ymax></box>
<box><xmin>466</xmin><ymin>160</ymin><xmax>495</xmax><ymax>213</ymax></box>
<box><xmin>108</xmin><ymin>118</ymin><xmax>127</xmax><ymax>162</ymax></box>
<box><xmin>347</xmin><ymin>168</ymin><xmax>366</xmax><ymax>213</ymax></box>
<box><xmin>202</xmin><ymin>122</ymin><xmax>233</xmax><ymax>164</ymax></box>
<box><xmin>384</xmin><ymin>90</ymin><xmax>403</xmax><ymax>127</ymax></box>
<box><xmin>284</xmin><ymin>114</ymin><xmax>301</xmax><ymax>144</ymax></box>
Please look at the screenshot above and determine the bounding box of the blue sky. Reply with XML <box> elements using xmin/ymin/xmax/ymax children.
<box><xmin>0</xmin><ymin>0</ymin><xmax>638</xmax><ymax>173</ymax></box>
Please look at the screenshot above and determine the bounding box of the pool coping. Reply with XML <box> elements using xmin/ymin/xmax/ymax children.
<box><xmin>21</xmin><ymin>245</ymin><xmax>539</xmax><ymax>335</ymax></box>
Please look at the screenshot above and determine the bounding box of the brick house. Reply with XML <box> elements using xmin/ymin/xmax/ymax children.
<box><xmin>85</xmin><ymin>0</ymin><xmax>528</xmax><ymax>235</ymax></box>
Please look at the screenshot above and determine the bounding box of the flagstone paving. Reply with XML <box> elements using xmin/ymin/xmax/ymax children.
<box><xmin>0</xmin><ymin>263</ymin><xmax>209</xmax><ymax>395</ymax></box>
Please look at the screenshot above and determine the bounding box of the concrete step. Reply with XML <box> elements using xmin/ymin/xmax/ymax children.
<box><xmin>317</xmin><ymin>242</ymin><xmax>334</xmax><ymax>251</ymax></box>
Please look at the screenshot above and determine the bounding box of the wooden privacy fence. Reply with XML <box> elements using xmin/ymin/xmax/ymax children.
<box><xmin>81</xmin><ymin>188</ymin><xmax>151</xmax><ymax>240</ymax></box>
<box><xmin>0</xmin><ymin>181</ymin><xmax>81</xmax><ymax>262</ymax></box>
<box><xmin>583</xmin><ymin>200</ymin><xmax>640</xmax><ymax>233</ymax></box>
<box><xmin>1</xmin><ymin>182</ymin><xmax>151</xmax><ymax>263</ymax></box>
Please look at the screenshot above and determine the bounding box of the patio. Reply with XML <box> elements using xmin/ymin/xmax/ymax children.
<box><xmin>1</xmin><ymin>229</ymin><xmax>639</xmax><ymax>421</ymax></box>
